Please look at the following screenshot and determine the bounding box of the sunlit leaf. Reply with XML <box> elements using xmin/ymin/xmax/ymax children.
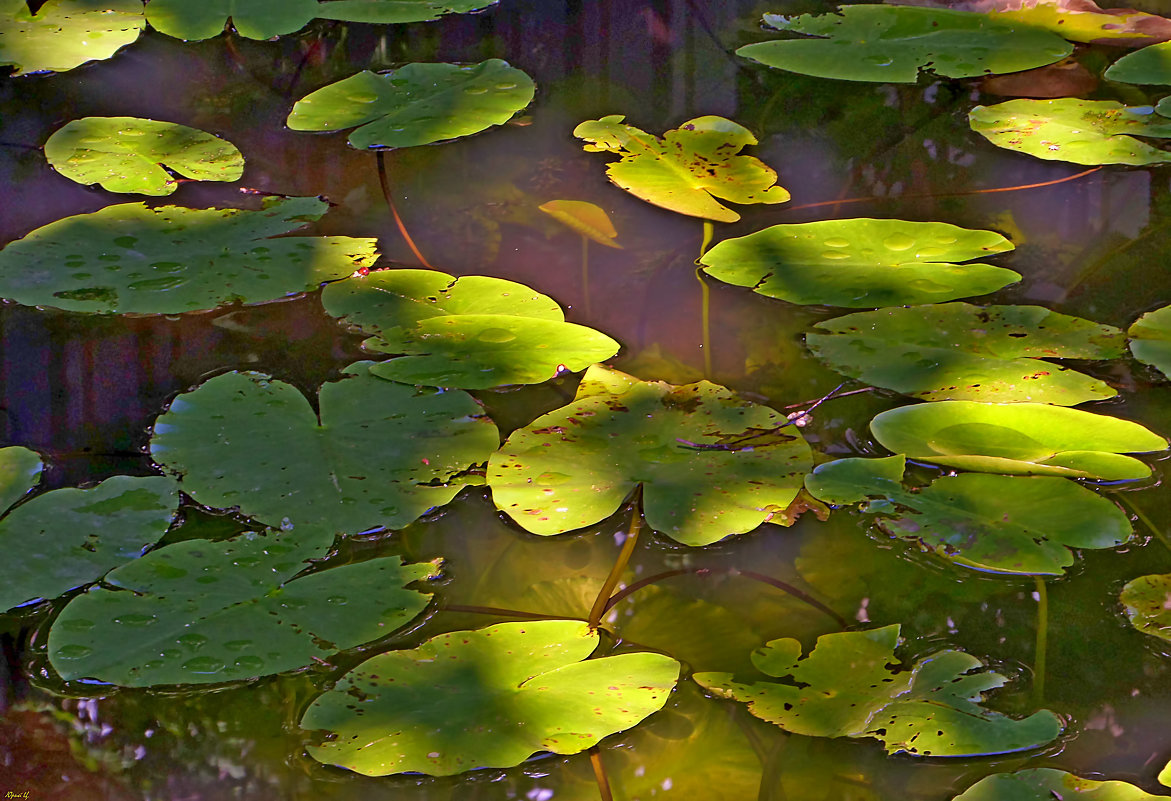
<box><xmin>313</xmin><ymin>0</ymin><xmax>499</xmax><ymax>24</ymax></box>
<box><xmin>44</xmin><ymin>117</ymin><xmax>243</xmax><ymax>196</ymax></box>
<box><xmin>1120</xmin><ymin>573</ymin><xmax>1171</xmax><ymax>643</ymax></box>
<box><xmin>970</xmin><ymin>99</ymin><xmax>1171</xmax><ymax>165</ymax></box>
<box><xmin>539</xmin><ymin>200</ymin><xmax>622</xmax><ymax>248</ymax></box>
<box><xmin>695</xmin><ymin>625</ymin><xmax>1062</xmax><ymax>756</ymax></box>
<box><xmin>804</xmin><ymin>455</ymin><xmax>1132</xmax><ymax>575</ymax></box>
<box><xmin>0</xmin><ymin>446</ymin><xmax>42</xmax><ymax>513</ymax></box>
<box><xmin>700</xmin><ymin>219</ymin><xmax>1018</xmax><ymax>308</ymax></box>
<box><xmin>736</xmin><ymin>6</ymin><xmax>1071</xmax><ymax>83</ymax></box>
<box><xmin>149</xmin><ymin>362</ymin><xmax>499</xmax><ymax>534</ymax></box>
<box><xmin>806</xmin><ymin>302</ymin><xmax>1124</xmax><ymax>404</ymax></box>
<box><xmin>870</xmin><ymin>401</ymin><xmax>1166</xmax><ymax>479</ymax></box>
<box><xmin>146</xmin><ymin>0</ymin><xmax>321</xmax><ymax>40</ymax></box>
<box><xmin>286</xmin><ymin>60</ymin><xmax>535</xmax><ymax>149</ymax></box>
<box><xmin>1106</xmin><ymin>42</ymin><xmax>1171</xmax><ymax>85</ymax></box>
<box><xmin>321</xmin><ymin>269</ymin><xmax>620</xmax><ymax>388</ymax></box>
<box><xmin>953</xmin><ymin>768</ymin><xmax>1171</xmax><ymax>800</ymax></box>
<box><xmin>990</xmin><ymin>0</ymin><xmax>1171</xmax><ymax>46</ymax></box>
<box><xmin>487</xmin><ymin>364</ymin><xmax>812</xmax><ymax>546</ymax></box>
<box><xmin>573</xmin><ymin>115</ymin><xmax>789</xmax><ymax>223</ymax></box>
<box><xmin>0</xmin><ymin>0</ymin><xmax>144</xmax><ymax>76</ymax></box>
<box><xmin>1129</xmin><ymin>305</ymin><xmax>1171</xmax><ymax>379</ymax></box>
<box><xmin>49</xmin><ymin>525</ymin><xmax>440</xmax><ymax>686</ymax></box>
<box><xmin>0</xmin><ymin>196</ymin><xmax>377</xmax><ymax>314</ymax></box>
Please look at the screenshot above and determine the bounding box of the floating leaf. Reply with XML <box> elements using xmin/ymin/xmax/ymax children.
<box><xmin>49</xmin><ymin>525</ymin><xmax>440</xmax><ymax>686</ymax></box>
<box><xmin>990</xmin><ymin>1</ymin><xmax>1171</xmax><ymax>47</ymax></box>
<box><xmin>301</xmin><ymin>619</ymin><xmax>680</xmax><ymax>776</ymax></box>
<box><xmin>1129</xmin><ymin>305</ymin><xmax>1171</xmax><ymax>379</ymax></box>
<box><xmin>695</xmin><ymin>625</ymin><xmax>1062</xmax><ymax>756</ymax></box>
<box><xmin>321</xmin><ymin>269</ymin><xmax>620</xmax><ymax>388</ymax></box>
<box><xmin>150</xmin><ymin>362</ymin><xmax>498</xmax><ymax>534</ymax></box>
<box><xmin>0</xmin><ymin>0</ymin><xmax>145</xmax><ymax>76</ymax></box>
<box><xmin>1106</xmin><ymin>42</ymin><xmax>1171</xmax><ymax>85</ymax></box>
<box><xmin>700</xmin><ymin>219</ymin><xmax>1017</xmax><ymax>308</ymax></box>
<box><xmin>44</xmin><ymin>117</ymin><xmax>244</xmax><ymax>196</ymax></box>
<box><xmin>286</xmin><ymin>60</ymin><xmax>535</xmax><ymax>150</ymax></box>
<box><xmin>954</xmin><ymin>768</ymin><xmax>1171</xmax><ymax>800</ymax></box>
<box><xmin>1120</xmin><ymin>573</ymin><xmax>1171</xmax><ymax>643</ymax></box>
<box><xmin>806</xmin><ymin>302</ymin><xmax>1124</xmax><ymax>404</ymax></box>
<box><xmin>573</xmin><ymin>115</ymin><xmax>789</xmax><ymax>223</ymax></box>
<box><xmin>870</xmin><ymin>401</ymin><xmax>1166</xmax><ymax>479</ymax></box>
<box><xmin>0</xmin><ymin>196</ymin><xmax>377</xmax><ymax>314</ymax></box>
<box><xmin>804</xmin><ymin>455</ymin><xmax>1131</xmax><ymax>575</ymax></box>
<box><xmin>0</xmin><ymin>446</ymin><xmax>42</xmax><ymax>512</ymax></box>
<box><xmin>970</xmin><ymin>98</ymin><xmax>1171</xmax><ymax>165</ymax></box>
<box><xmin>736</xmin><ymin>6</ymin><xmax>1071</xmax><ymax>83</ymax></box>
<box><xmin>539</xmin><ymin>200</ymin><xmax>622</xmax><ymax>248</ymax></box>
<box><xmin>146</xmin><ymin>0</ymin><xmax>322</xmax><ymax>40</ymax></box>
<box><xmin>313</xmin><ymin>0</ymin><xmax>500</xmax><ymax>24</ymax></box>
<box><xmin>487</xmin><ymin>364</ymin><xmax>812</xmax><ymax>546</ymax></box>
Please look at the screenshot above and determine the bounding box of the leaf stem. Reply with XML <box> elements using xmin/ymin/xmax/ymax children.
<box><xmin>375</xmin><ymin>150</ymin><xmax>436</xmax><ymax>270</ymax></box>
<box><xmin>1033</xmin><ymin>576</ymin><xmax>1047</xmax><ymax>706</ymax></box>
<box><xmin>1117</xmin><ymin>493</ymin><xmax>1171</xmax><ymax>553</ymax></box>
<box><xmin>589</xmin><ymin>747</ymin><xmax>615</xmax><ymax>801</ymax></box>
<box><xmin>588</xmin><ymin>488</ymin><xmax>643</xmax><ymax>630</ymax></box>
<box><xmin>697</xmin><ymin>268</ymin><xmax>712</xmax><ymax>378</ymax></box>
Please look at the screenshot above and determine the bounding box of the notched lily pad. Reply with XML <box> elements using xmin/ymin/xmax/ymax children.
<box><xmin>804</xmin><ymin>455</ymin><xmax>1132</xmax><ymax>575</ymax></box>
<box><xmin>301</xmin><ymin>619</ymin><xmax>680</xmax><ymax>776</ymax></box>
<box><xmin>573</xmin><ymin>115</ymin><xmax>789</xmax><ymax>223</ymax></box>
<box><xmin>699</xmin><ymin>219</ymin><xmax>1017</xmax><ymax>308</ymax></box>
<box><xmin>806</xmin><ymin>302</ymin><xmax>1124</xmax><ymax>405</ymax></box>
<box><xmin>0</xmin><ymin>196</ymin><xmax>377</xmax><ymax>314</ymax></box>
<box><xmin>321</xmin><ymin>269</ymin><xmax>620</xmax><ymax>388</ymax></box>
<box><xmin>1129</xmin><ymin>304</ymin><xmax>1171</xmax><ymax>380</ymax></box>
<box><xmin>694</xmin><ymin>625</ymin><xmax>1062</xmax><ymax>756</ymax></box>
<box><xmin>1120</xmin><ymin>573</ymin><xmax>1171</xmax><ymax>643</ymax></box>
<box><xmin>954</xmin><ymin>768</ymin><xmax>1171</xmax><ymax>800</ymax></box>
<box><xmin>870</xmin><ymin>401</ymin><xmax>1167</xmax><ymax>479</ymax></box>
<box><xmin>0</xmin><ymin>0</ymin><xmax>145</xmax><ymax>76</ymax></box>
<box><xmin>487</xmin><ymin>364</ymin><xmax>812</xmax><ymax>546</ymax></box>
<box><xmin>48</xmin><ymin>525</ymin><xmax>440</xmax><ymax>686</ymax></box>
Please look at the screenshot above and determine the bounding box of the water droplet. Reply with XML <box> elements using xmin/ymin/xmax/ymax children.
<box><xmin>494</xmin><ymin>82</ymin><xmax>518</xmax><ymax>90</ymax></box>
<box><xmin>346</xmin><ymin>92</ymin><xmax>379</xmax><ymax>104</ymax></box>
<box><xmin>114</xmin><ymin>613</ymin><xmax>158</xmax><ymax>627</ymax></box>
<box><xmin>177</xmin><ymin>633</ymin><xmax>208</xmax><ymax>650</ymax></box>
<box><xmin>128</xmin><ymin>277</ymin><xmax>185</xmax><ymax>291</ymax></box>
<box><xmin>475</xmin><ymin>327</ymin><xmax>516</xmax><ymax>343</ymax></box>
<box><xmin>327</xmin><ymin>595</ymin><xmax>347</xmax><ymax>605</ymax></box>
<box><xmin>464</xmin><ymin>86</ymin><xmax>488</xmax><ymax>95</ymax></box>
<box><xmin>182</xmin><ymin>656</ymin><xmax>225</xmax><ymax>674</ymax></box>
<box><xmin>224</xmin><ymin>640</ymin><xmax>251</xmax><ymax>651</ymax></box>
<box><xmin>863</xmin><ymin>54</ymin><xmax>895</xmax><ymax>67</ymax></box>
<box><xmin>933</xmin><ymin>235</ymin><xmax>957</xmax><ymax>245</ymax></box>
<box><xmin>114</xmin><ymin>235</ymin><xmax>137</xmax><ymax>248</ymax></box>
<box><xmin>883</xmin><ymin>233</ymin><xmax>915</xmax><ymax>251</ymax></box>
<box><xmin>915</xmin><ymin>246</ymin><xmax>944</xmax><ymax>259</ymax></box>
<box><xmin>56</xmin><ymin>645</ymin><xmax>94</xmax><ymax>660</ymax></box>
<box><xmin>536</xmin><ymin>471</ymin><xmax>570</xmax><ymax>486</ymax></box>
<box><xmin>820</xmin><ymin>251</ymin><xmax>852</xmax><ymax>260</ymax></box>
<box><xmin>823</xmin><ymin>237</ymin><xmax>850</xmax><ymax>248</ymax></box>
<box><xmin>149</xmin><ymin>261</ymin><xmax>183</xmax><ymax>273</ymax></box>
<box><xmin>58</xmin><ymin>618</ymin><xmax>95</xmax><ymax>631</ymax></box>
<box><xmin>234</xmin><ymin>656</ymin><xmax>264</xmax><ymax>671</ymax></box>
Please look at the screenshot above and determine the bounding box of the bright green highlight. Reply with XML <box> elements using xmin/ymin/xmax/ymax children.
<box><xmin>954</xmin><ymin>768</ymin><xmax>1171</xmax><ymax>800</ymax></box>
<box><xmin>0</xmin><ymin>0</ymin><xmax>144</xmax><ymax>76</ymax></box>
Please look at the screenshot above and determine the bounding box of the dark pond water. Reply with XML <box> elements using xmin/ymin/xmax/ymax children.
<box><xmin>5</xmin><ymin>1</ymin><xmax>1171</xmax><ymax>799</ymax></box>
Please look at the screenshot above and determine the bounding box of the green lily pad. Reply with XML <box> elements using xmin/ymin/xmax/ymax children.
<box><xmin>1129</xmin><ymin>305</ymin><xmax>1171</xmax><ymax>379</ymax></box>
<box><xmin>286</xmin><ymin>60</ymin><xmax>535</xmax><ymax>150</ymax></box>
<box><xmin>870</xmin><ymin>401</ymin><xmax>1167</xmax><ymax>479</ymax></box>
<box><xmin>736</xmin><ymin>6</ymin><xmax>1071</xmax><ymax>83</ymax></box>
<box><xmin>49</xmin><ymin>525</ymin><xmax>440</xmax><ymax>686</ymax></box>
<box><xmin>150</xmin><ymin>362</ymin><xmax>498</xmax><ymax>534</ymax></box>
<box><xmin>1106</xmin><ymin>42</ymin><xmax>1171</xmax><ymax>85</ymax></box>
<box><xmin>699</xmin><ymin>219</ymin><xmax>1018</xmax><ymax>308</ymax></box>
<box><xmin>0</xmin><ymin>195</ymin><xmax>377</xmax><ymax>314</ymax></box>
<box><xmin>487</xmin><ymin>365</ymin><xmax>812</xmax><ymax>546</ymax></box>
<box><xmin>44</xmin><ymin>117</ymin><xmax>244</xmax><ymax>196</ymax></box>
<box><xmin>313</xmin><ymin>0</ymin><xmax>499</xmax><ymax>24</ymax></box>
<box><xmin>1120</xmin><ymin>573</ymin><xmax>1171</xmax><ymax>643</ymax></box>
<box><xmin>301</xmin><ymin>619</ymin><xmax>680</xmax><ymax>776</ymax></box>
<box><xmin>321</xmin><ymin>269</ymin><xmax>620</xmax><ymax>388</ymax></box>
<box><xmin>806</xmin><ymin>302</ymin><xmax>1125</xmax><ymax>405</ymax></box>
<box><xmin>0</xmin><ymin>0</ymin><xmax>145</xmax><ymax>76</ymax></box>
<box><xmin>970</xmin><ymin>99</ymin><xmax>1171</xmax><ymax>166</ymax></box>
<box><xmin>694</xmin><ymin>625</ymin><xmax>1062</xmax><ymax>756</ymax></box>
<box><xmin>804</xmin><ymin>455</ymin><xmax>1132</xmax><ymax>575</ymax></box>
<box><xmin>954</xmin><ymin>768</ymin><xmax>1171</xmax><ymax>800</ymax></box>
<box><xmin>0</xmin><ymin>446</ymin><xmax>42</xmax><ymax>512</ymax></box>
<box><xmin>573</xmin><ymin>115</ymin><xmax>790</xmax><ymax>223</ymax></box>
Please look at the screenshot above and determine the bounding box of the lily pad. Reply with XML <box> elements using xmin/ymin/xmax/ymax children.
<box><xmin>286</xmin><ymin>60</ymin><xmax>535</xmax><ymax>150</ymax></box>
<box><xmin>0</xmin><ymin>446</ymin><xmax>42</xmax><ymax>512</ymax></box>
<box><xmin>970</xmin><ymin>99</ymin><xmax>1171</xmax><ymax>165</ymax></box>
<box><xmin>487</xmin><ymin>364</ymin><xmax>812</xmax><ymax>546</ymax></box>
<box><xmin>736</xmin><ymin>6</ymin><xmax>1071</xmax><ymax>83</ymax></box>
<box><xmin>301</xmin><ymin>619</ymin><xmax>680</xmax><ymax>776</ymax></box>
<box><xmin>1106</xmin><ymin>42</ymin><xmax>1171</xmax><ymax>85</ymax></box>
<box><xmin>804</xmin><ymin>455</ymin><xmax>1132</xmax><ymax>575</ymax></box>
<box><xmin>806</xmin><ymin>302</ymin><xmax>1125</xmax><ymax>404</ymax></box>
<box><xmin>150</xmin><ymin>362</ymin><xmax>499</xmax><ymax>534</ymax></box>
<box><xmin>0</xmin><ymin>195</ymin><xmax>378</xmax><ymax>314</ymax></box>
<box><xmin>1129</xmin><ymin>305</ymin><xmax>1171</xmax><ymax>379</ymax></box>
<box><xmin>573</xmin><ymin>115</ymin><xmax>789</xmax><ymax>223</ymax></box>
<box><xmin>954</xmin><ymin>768</ymin><xmax>1171</xmax><ymax>800</ymax></box>
<box><xmin>313</xmin><ymin>0</ymin><xmax>499</xmax><ymax>24</ymax></box>
<box><xmin>0</xmin><ymin>0</ymin><xmax>145</xmax><ymax>76</ymax></box>
<box><xmin>699</xmin><ymin>219</ymin><xmax>1018</xmax><ymax>308</ymax></box>
<box><xmin>49</xmin><ymin>525</ymin><xmax>440</xmax><ymax>686</ymax></box>
<box><xmin>44</xmin><ymin>117</ymin><xmax>244</xmax><ymax>196</ymax></box>
<box><xmin>992</xmin><ymin>1</ymin><xmax>1171</xmax><ymax>46</ymax></box>
<box><xmin>1120</xmin><ymin>573</ymin><xmax>1171</xmax><ymax>643</ymax></box>
<box><xmin>694</xmin><ymin>625</ymin><xmax>1062</xmax><ymax>756</ymax></box>
<box><xmin>539</xmin><ymin>200</ymin><xmax>622</xmax><ymax>248</ymax></box>
<box><xmin>870</xmin><ymin>401</ymin><xmax>1167</xmax><ymax>479</ymax></box>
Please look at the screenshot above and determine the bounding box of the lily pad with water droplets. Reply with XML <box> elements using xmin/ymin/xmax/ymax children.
<box><xmin>313</xmin><ymin>0</ymin><xmax>499</xmax><ymax>24</ymax></box>
<box><xmin>1129</xmin><ymin>305</ymin><xmax>1171</xmax><ymax>380</ymax></box>
<box><xmin>573</xmin><ymin>115</ymin><xmax>790</xmax><ymax>223</ymax></box>
<box><xmin>695</xmin><ymin>625</ymin><xmax>1062</xmax><ymax>757</ymax></box>
<box><xmin>1120</xmin><ymin>573</ymin><xmax>1171</xmax><ymax>643</ymax></box>
<box><xmin>954</xmin><ymin>768</ymin><xmax>1171</xmax><ymax>800</ymax></box>
<box><xmin>806</xmin><ymin>302</ymin><xmax>1125</xmax><ymax>405</ymax></box>
<box><xmin>286</xmin><ymin>60</ymin><xmax>535</xmax><ymax>150</ymax></box>
<box><xmin>870</xmin><ymin>401</ymin><xmax>1166</xmax><ymax>480</ymax></box>
<box><xmin>150</xmin><ymin>362</ymin><xmax>498</xmax><ymax>534</ymax></box>
<box><xmin>736</xmin><ymin>6</ymin><xmax>1071</xmax><ymax>83</ymax></box>
<box><xmin>301</xmin><ymin>619</ymin><xmax>680</xmax><ymax>776</ymax></box>
<box><xmin>1106</xmin><ymin>42</ymin><xmax>1171</xmax><ymax>85</ymax></box>
<box><xmin>0</xmin><ymin>0</ymin><xmax>145</xmax><ymax>76</ymax></box>
<box><xmin>699</xmin><ymin>219</ymin><xmax>1018</xmax><ymax>308</ymax></box>
<box><xmin>0</xmin><ymin>195</ymin><xmax>377</xmax><ymax>314</ymax></box>
<box><xmin>804</xmin><ymin>455</ymin><xmax>1132</xmax><ymax>575</ymax></box>
<box><xmin>48</xmin><ymin>525</ymin><xmax>440</xmax><ymax>686</ymax></box>
<box><xmin>970</xmin><ymin>99</ymin><xmax>1171</xmax><ymax>165</ymax></box>
<box><xmin>321</xmin><ymin>269</ymin><xmax>620</xmax><ymax>388</ymax></box>
<box><xmin>487</xmin><ymin>364</ymin><xmax>813</xmax><ymax>546</ymax></box>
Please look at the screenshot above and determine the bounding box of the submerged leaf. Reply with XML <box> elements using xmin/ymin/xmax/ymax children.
<box><xmin>573</xmin><ymin>115</ymin><xmax>789</xmax><ymax>223</ymax></box>
<box><xmin>539</xmin><ymin>200</ymin><xmax>622</xmax><ymax>248</ymax></box>
<box><xmin>954</xmin><ymin>768</ymin><xmax>1171</xmax><ymax>800</ymax></box>
<box><xmin>301</xmin><ymin>619</ymin><xmax>680</xmax><ymax>776</ymax></box>
<box><xmin>1120</xmin><ymin>573</ymin><xmax>1171</xmax><ymax>643</ymax></box>
<box><xmin>0</xmin><ymin>0</ymin><xmax>145</xmax><ymax>76</ymax></box>
<box><xmin>49</xmin><ymin>525</ymin><xmax>440</xmax><ymax>686</ymax></box>
<box><xmin>1129</xmin><ymin>305</ymin><xmax>1171</xmax><ymax>379</ymax></box>
<box><xmin>700</xmin><ymin>219</ymin><xmax>1017</xmax><ymax>308</ymax></box>
<box><xmin>487</xmin><ymin>364</ymin><xmax>812</xmax><ymax>546</ymax></box>
<box><xmin>694</xmin><ymin>625</ymin><xmax>1062</xmax><ymax>756</ymax></box>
